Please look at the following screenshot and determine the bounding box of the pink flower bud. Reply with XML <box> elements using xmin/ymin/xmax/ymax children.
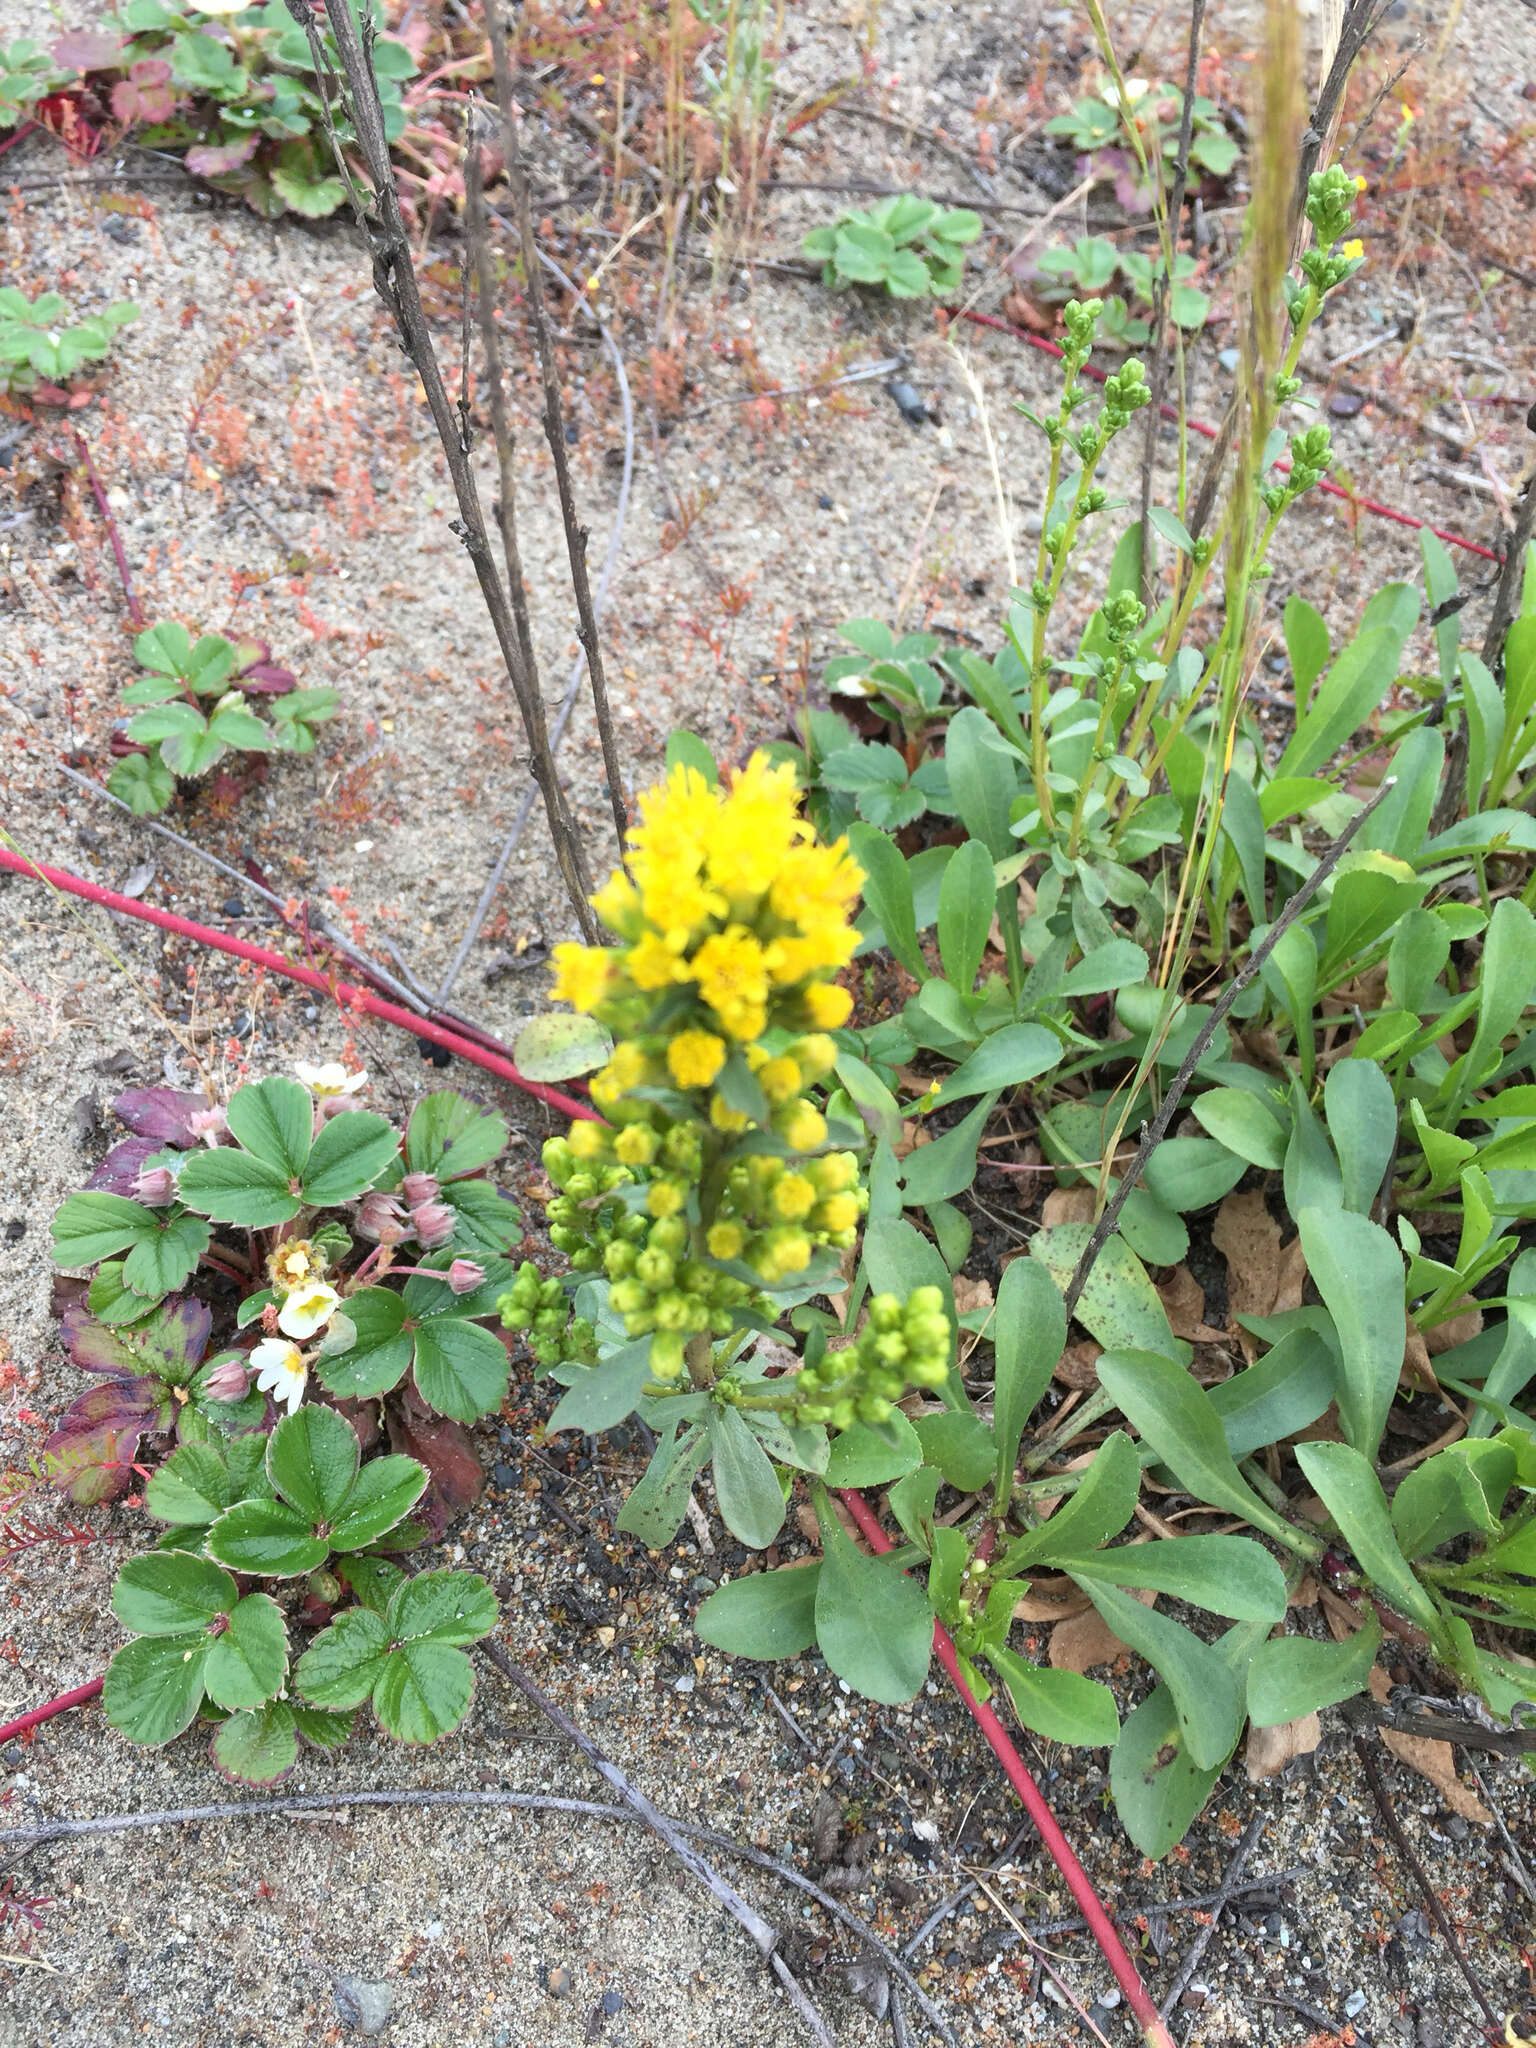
<box><xmin>402</xmin><ymin>1171</ymin><xmax>440</xmax><ymax>1208</ymax></box>
<box><xmin>410</xmin><ymin>1200</ymin><xmax>454</xmax><ymax>1249</ymax></box>
<box><xmin>132</xmin><ymin>1164</ymin><xmax>177</xmax><ymax>1207</ymax></box>
<box><xmin>355</xmin><ymin>1189</ymin><xmax>407</xmax><ymax>1244</ymax></box>
<box><xmin>320</xmin><ymin>1093</ymin><xmax>367</xmax><ymax>1121</ymax></box>
<box><xmin>188</xmin><ymin>1106</ymin><xmax>227</xmax><ymax>1145</ymax></box>
<box><xmin>201</xmin><ymin>1357</ymin><xmax>250</xmax><ymax>1403</ymax></box>
<box><xmin>446</xmin><ymin>1258</ymin><xmax>486</xmax><ymax>1295</ymax></box>
<box><xmin>259</xmin><ymin>1302</ymin><xmax>281</xmax><ymax>1335</ymax></box>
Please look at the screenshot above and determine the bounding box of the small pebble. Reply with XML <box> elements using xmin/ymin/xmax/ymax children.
<box><xmin>333</xmin><ymin>1975</ymin><xmax>393</xmax><ymax>2038</ymax></box>
<box><xmin>1344</xmin><ymin>1990</ymin><xmax>1367</xmax><ymax>2018</ymax></box>
<box><xmin>601</xmin><ymin>1989</ymin><xmax>623</xmax><ymax>2015</ymax></box>
<box><xmin>545</xmin><ymin>1964</ymin><xmax>573</xmax><ymax>1998</ymax></box>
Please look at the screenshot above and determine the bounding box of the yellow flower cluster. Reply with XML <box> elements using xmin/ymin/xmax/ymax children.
<box><xmin>550</xmin><ymin>754</ymin><xmax>862</xmax><ymax>1058</ymax></box>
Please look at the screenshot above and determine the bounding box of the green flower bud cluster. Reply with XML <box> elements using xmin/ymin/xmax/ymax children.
<box><xmin>604</xmin><ymin>1211</ymin><xmax>759</xmax><ymax>1382</ymax></box>
<box><xmin>1304</xmin><ymin>165</ymin><xmax>1357</xmax><ymax>250</ymax></box>
<box><xmin>1262</xmin><ymin>422</ymin><xmax>1332</xmax><ymax>514</ymax></box>
<box><xmin>789</xmin><ymin>1287</ymin><xmax>951</xmax><ymax>1429</ymax></box>
<box><xmin>1061</xmin><ymin>296</ymin><xmax>1103</xmax><ymax>372</ymax></box>
<box><xmin>497</xmin><ymin>1259</ymin><xmax>596</xmax><ymax>1369</ymax></box>
<box><xmin>1100</xmin><ymin>358</ymin><xmax>1150</xmax><ymax>434</ymax></box>
<box><xmin>1102</xmin><ymin>592</ymin><xmax>1147</xmax><ymax>646</ymax></box>
<box><xmin>541</xmin><ymin>1141</ymin><xmax>637</xmax><ymax>1273</ymax></box>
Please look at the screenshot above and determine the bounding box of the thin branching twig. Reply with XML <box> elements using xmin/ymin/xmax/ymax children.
<box><xmin>1351</xmin><ymin>1732</ymin><xmax>1504</xmax><ymax>2036</ymax></box>
<box><xmin>0</xmin><ymin>1778</ymin><xmax>956</xmax><ymax>2044</ymax></box>
<box><xmin>435</xmin><ymin>243</ymin><xmax>636</xmax><ymax>1007</ymax></box>
<box><xmin>1063</xmin><ymin>775</ymin><xmax>1397</xmax><ymax>1317</ymax></box>
<box><xmin>483</xmin><ymin>1</ymin><xmax>629</xmax><ymax>856</ymax></box>
<box><xmin>1157</xmin><ymin>1814</ymin><xmax>1263</xmax><ymax>2020</ymax></box>
<box><xmin>285</xmin><ymin>0</ymin><xmax>600</xmax><ymax>941</ymax></box>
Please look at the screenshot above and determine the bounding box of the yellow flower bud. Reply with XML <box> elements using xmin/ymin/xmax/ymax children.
<box><xmin>757</xmin><ymin>1056</ymin><xmax>801</xmax><ymax>1106</ymax></box>
<box><xmin>707</xmin><ymin>1221</ymin><xmax>745</xmax><ymax>1260</ymax></box>
<box><xmin>613</xmin><ymin>1124</ymin><xmax>658</xmax><ymax>1167</ymax></box>
<box><xmin>772</xmin><ymin>1173</ymin><xmax>816</xmax><ymax>1221</ymax></box>
<box><xmin>646</xmin><ymin>1178</ymin><xmax>686</xmax><ymax>1219</ymax></box>
<box><xmin>567</xmin><ymin>1119</ymin><xmax>610</xmax><ymax>1160</ymax></box>
<box><xmin>667</xmin><ymin>1028</ymin><xmax>727</xmax><ymax>1089</ymax></box>
<box><xmin>814</xmin><ymin>1192</ymin><xmax>859</xmax><ymax>1234</ymax></box>
<box><xmin>801</xmin><ymin>982</ymin><xmax>852</xmax><ymax>1029</ymax></box>
<box><xmin>791</xmin><ymin>1034</ymin><xmax>838</xmax><ymax>1081</ymax></box>
<box><xmin>780</xmin><ymin>1102</ymin><xmax>827</xmax><ymax>1152</ymax></box>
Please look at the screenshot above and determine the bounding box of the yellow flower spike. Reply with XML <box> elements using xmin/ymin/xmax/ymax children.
<box><xmin>567</xmin><ymin>1119</ymin><xmax>610</xmax><ymax>1160</ymax></box>
<box><xmin>550</xmin><ymin>942</ymin><xmax>621</xmax><ymax>1014</ymax></box>
<box><xmin>667</xmin><ymin>1029</ymin><xmax>727</xmax><ymax>1089</ymax></box>
<box><xmin>693</xmin><ymin>926</ymin><xmax>772</xmax><ymax>1040</ymax></box>
<box><xmin>802</xmin><ymin>982</ymin><xmax>853</xmax><ymax>1029</ymax></box>
<box><xmin>706</xmin><ymin>1221</ymin><xmax>745</xmax><ymax>1260</ymax></box>
<box><xmin>757</xmin><ymin>1056</ymin><xmax>801</xmax><ymax>1106</ymax></box>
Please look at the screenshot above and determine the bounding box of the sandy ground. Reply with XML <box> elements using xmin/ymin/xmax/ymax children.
<box><xmin>2</xmin><ymin>1</ymin><xmax>1535</xmax><ymax>2043</ymax></box>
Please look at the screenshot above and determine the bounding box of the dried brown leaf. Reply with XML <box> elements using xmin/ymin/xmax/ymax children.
<box><xmin>1158</xmin><ymin>1264</ymin><xmax>1227</xmax><ymax>1344</ymax></box>
<box><xmin>952</xmin><ymin>1275</ymin><xmax>995</xmax><ymax>1317</ymax></box>
<box><xmin>1211</xmin><ymin>1189</ymin><xmax>1306</xmax><ymax>1358</ymax></box>
<box><xmin>1368</xmin><ymin>1667</ymin><xmax>1491</xmax><ymax>1825</ymax></box>
<box><xmin>1401</xmin><ymin>1327</ymin><xmax>1440</xmax><ymax>1396</ymax></box>
<box><xmin>1049</xmin><ymin>1587</ymin><xmax>1156</xmax><ymax>1673</ymax></box>
<box><xmin>1423</xmin><ymin>1307</ymin><xmax>1483</xmax><ymax>1356</ymax></box>
<box><xmin>1013</xmin><ymin>1573</ymin><xmax>1093</xmax><ymax>1624</ymax></box>
<box><xmin>1245</xmin><ymin>1713</ymin><xmax>1321</xmax><ymax>1780</ymax></box>
<box><xmin>1054</xmin><ymin>1338</ymin><xmax>1102</xmax><ymax>1391</ymax></box>
<box><xmin>1042</xmin><ymin>1184</ymin><xmax>1096</xmax><ymax>1227</ymax></box>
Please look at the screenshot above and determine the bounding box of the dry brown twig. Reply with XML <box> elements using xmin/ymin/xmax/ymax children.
<box><xmin>283</xmin><ymin>0</ymin><xmax>602</xmax><ymax>940</ymax></box>
<box><xmin>483</xmin><ymin>0</ymin><xmax>629</xmax><ymax>857</ymax></box>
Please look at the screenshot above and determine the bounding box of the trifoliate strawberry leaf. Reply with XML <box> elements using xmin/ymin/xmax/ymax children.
<box><xmin>390</xmin><ymin>1570</ymin><xmax>498</xmax><ymax>1647</ymax></box>
<box><xmin>203</xmin><ymin>1592</ymin><xmax>288</xmax><ymax>1711</ymax></box>
<box><xmin>405</xmin><ymin>1092</ymin><xmax>508</xmax><ymax>1181</ymax></box>
<box><xmin>44</xmin><ymin>1378</ymin><xmax>172</xmax><ymax>1507</ymax></box>
<box><xmin>337</xmin><ymin>1554</ymin><xmax>406</xmax><ymax>1615</ymax></box>
<box><xmin>112</xmin><ymin>1550</ymin><xmax>235</xmax><ymax>1635</ymax></box>
<box><xmin>301</xmin><ymin>1111</ymin><xmax>399</xmax><ymax>1206</ymax></box>
<box><xmin>265</xmin><ymin>1403</ymin><xmax>360</xmax><ymax>1524</ymax></box>
<box><xmin>104</xmin><ymin>1633</ymin><xmax>211</xmax><ymax>1747</ymax></box>
<box><xmin>206</xmin><ymin>1496</ymin><xmax>329</xmax><ymax>1578</ymax></box>
<box><xmin>328</xmin><ymin>1457</ymin><xmax>427</xmax><ymax>1552</ymax></box>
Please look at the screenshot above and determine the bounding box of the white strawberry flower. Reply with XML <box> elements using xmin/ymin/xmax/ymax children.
<box><xmin>251</xmin><ymin>1338</ymin><xmax>308</xmax><ymax>1416</ymax></box>
<box><xmin>277</xmin><ymin>1281</ymin><xmax>341</xmax><ymax>1341</ymax></box>
<box><xmin>293</xmin><ymin>1060</ymin><xmax>368</xmax><ymax>1099</ymax></box>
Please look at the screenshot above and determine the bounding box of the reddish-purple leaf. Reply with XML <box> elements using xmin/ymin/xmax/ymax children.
<box><xmin>235</xmin><ymin>663</ymin><xmax>296</xmax><ymax>695</ymax></box>
<box><xmin>51</xmin><ymin>30</ymin><xmax>129</xmax><ymax>70</ymax></box>
<box><xmin>386</xmin><ymin>1402</ymin><xmax>483</xmax><ymax>1536</ymax></box>
<box><xmin>86</xmin><ymin>1136</ymin><xmax>162</xmax><ymax>1197</ymax></box>
<box><xmin>321</xmin><ymin>1396</ymin><xmax>383</xmax><ymax>1455</ymax></box>
<box><xmin>50</xmin><ymin>1275</ymin><xmax>90</xmax><ymax>1319</ymax></box>
<box><xmin>60</xmin><ymin>1297</ymin><xmax>211</xmax><ymax>1382</ymax></box>
<box><xmin>45</xmin><ymin>1378</ymin><xmax>169</xmax><ymax>1505</ymax></box>
<box><xmin>112</xmin><ymin>1087</ymin><xmax>207</xmax><ymax>1144</ymax></box>
<box><xmin>185</xmin><ymin>134</ymin><xmax>260</xmax><ymax>179</ymax></box>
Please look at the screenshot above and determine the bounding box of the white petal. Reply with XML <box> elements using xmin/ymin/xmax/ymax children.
<box><xmin>277</xmin><ymin>1284</ymin><xmax>340</xmax><ymax>1340</ymax></box>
